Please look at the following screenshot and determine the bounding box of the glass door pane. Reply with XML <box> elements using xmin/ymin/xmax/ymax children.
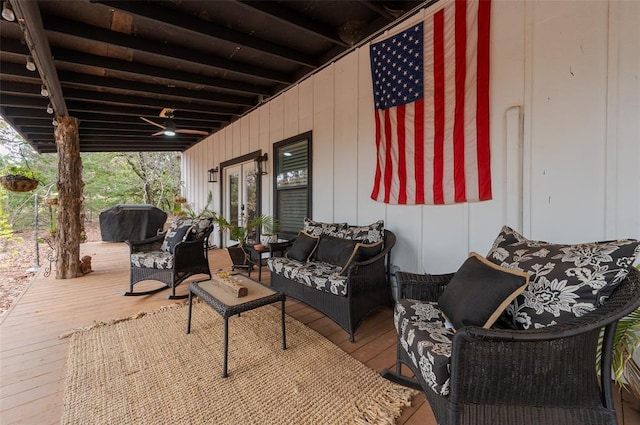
<box><xmin>224</xmin><ymin>165</ymin><xmax>241</xmax><ymax>246</ymax></box>
<box><xmin>223</xmin><ymin>160</ymin><xmax>259</xmax><ymax>246</ymax></box>
<box><xmin>243</xmin><ymin>165</ymin><xmax>258</xmax><ymax>242</ymax></box>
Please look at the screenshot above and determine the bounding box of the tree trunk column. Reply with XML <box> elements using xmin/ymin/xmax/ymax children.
<box><xmin>55</xmin><ymin>116</ymin><xmax>83</xmax><ymax>279</ymax></box>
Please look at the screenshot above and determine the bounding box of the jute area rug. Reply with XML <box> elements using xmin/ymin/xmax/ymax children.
<box><xmin>61</xmin><ymin>302</ymin><xmax>416</xmax><ymax>424</ymax></box>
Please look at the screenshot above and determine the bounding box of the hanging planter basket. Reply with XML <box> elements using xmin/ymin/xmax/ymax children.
<box><xmin>0</xmin><ymin>175</ymin><xmax>40</xmax><ymax>193</ymax></box>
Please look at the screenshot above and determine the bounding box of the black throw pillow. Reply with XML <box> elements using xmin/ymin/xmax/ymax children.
<box><xmin>340</xmin><ymin>241</ymin><xmax>384</xmax><ymax>275</ymax></box>
<box><xmin>286</xmin><ymin>232</ymin><xmax>319</xmax><ymax>262</ymax></box>
<box><xmin>312</xmin><ymin>235</ymin><xmax>359</xmax><ymax>267</ymax></box>
<box><xmin>164</xmin><ymin>224</ymin><xmax>193</xmax><ymax>254</ymax></box>
<box><xmin>438</xmin><ymin>252</ymin><xmax>529</xmax><ymax>330</ymax></box>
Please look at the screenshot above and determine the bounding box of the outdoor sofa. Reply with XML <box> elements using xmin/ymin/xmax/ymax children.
<box><xmin>267</xmin><ymin>219</ymin><xmax>395</xmax><ymax>342</ymax></box>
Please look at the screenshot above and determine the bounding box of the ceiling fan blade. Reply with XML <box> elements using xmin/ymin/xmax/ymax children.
<box><xmin>176</xmin><ymin>129</ymin><xmax>210</xmax><ymax>136</ymax></box>
<box><xmin>151</xmin><ymin>130</ymin><xmax>165</xmax><ymax>136</ymax></box>
<box><xmin>140</xmin><ymin>116</ymin><xmax>166</xmax><ymax>129</ymax></box>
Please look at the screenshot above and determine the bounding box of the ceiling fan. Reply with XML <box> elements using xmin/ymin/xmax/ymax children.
<box><xmin>140</xmin><ymin>108</ymin><xmax>209</xmax><ymax>137</ymax></box>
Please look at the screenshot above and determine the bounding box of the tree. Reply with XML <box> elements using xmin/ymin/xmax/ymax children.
<box><xmin>119</xmin><ymin>152</ymin><xmax>182</xmax><ymax>211</ymax></box>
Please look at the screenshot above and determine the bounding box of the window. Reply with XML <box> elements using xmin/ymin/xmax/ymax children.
<box><xmin>274</xmin><ymin>132</ymin><xmax>311</xmax><ymax>235</ymax></box>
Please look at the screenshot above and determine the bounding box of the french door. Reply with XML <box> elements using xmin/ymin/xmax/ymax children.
<box><xmin>223</xmin><ymin>161</ymin><xmax>258</xmax><ymax>246</ymax></box>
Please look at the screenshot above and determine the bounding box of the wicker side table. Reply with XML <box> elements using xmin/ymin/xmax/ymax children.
<box><xmin>187</xmin><ymin>276</ymin><xmax>286</xmax><ymax>378</ymax></box>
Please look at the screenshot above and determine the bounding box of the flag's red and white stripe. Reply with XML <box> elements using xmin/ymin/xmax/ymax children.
<box><xmin>371</xmin><ymin>0</ymin><xmax>491</xmax><ymax>205</ymax></box>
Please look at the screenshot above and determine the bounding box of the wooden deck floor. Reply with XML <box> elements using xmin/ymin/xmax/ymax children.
<box><xmin>1</xmin><ymin>241</ymin><xmax>638</xmax><ymax>425</ymax></box>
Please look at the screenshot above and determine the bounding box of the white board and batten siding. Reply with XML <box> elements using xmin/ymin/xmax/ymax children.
<box><xmin>182</xmin><ymin>0</ymin><xmax>640</xmax><ymax>275</ymax></box>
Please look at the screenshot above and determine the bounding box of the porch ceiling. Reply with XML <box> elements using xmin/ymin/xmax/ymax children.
<box><xmin>0</xmin><ymin>0</ymin><xmax>428</xmax><ymax>154</ymax></box>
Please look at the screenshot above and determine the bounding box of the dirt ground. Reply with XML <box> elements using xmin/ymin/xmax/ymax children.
<box><xmin>0</xmin><ymin>221</ymin><xmax>102</xmax><ymax>317</ymax></box>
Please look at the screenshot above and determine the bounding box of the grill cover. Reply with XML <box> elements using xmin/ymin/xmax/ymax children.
<box><xmin>99</xmin><ymin>204</ymin><xmax>167</xmax><ymax>242</ymax></box>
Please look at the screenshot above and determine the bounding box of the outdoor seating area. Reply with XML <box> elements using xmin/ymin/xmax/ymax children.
<box><xmin>1</xmin><ymin>240</ymin><xmax>639</xmax><ymax>425</ymax></box>
<box><xmin>268</xmin><ymin>219</ymin><xmax>395</xmax><ymax>342</ymax></box>
<box><xmin>1</xmin><ymin>0</ymin><xmax>639</xmax><ymax>424</ymax></box>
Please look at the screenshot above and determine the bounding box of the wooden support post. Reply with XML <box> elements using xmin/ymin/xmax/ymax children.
<box><xmin>54</xmin><ymin>116</ymin><xmax>83</xmax><ymax>279</ymax></box>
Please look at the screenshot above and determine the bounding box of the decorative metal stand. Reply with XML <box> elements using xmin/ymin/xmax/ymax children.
<box><xmin>43</xmin><ymin>236</ymin><xmax>56</xmax><ymax>278</ymax></box>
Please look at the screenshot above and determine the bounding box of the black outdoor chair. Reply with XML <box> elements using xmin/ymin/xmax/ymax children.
<box><xmin>125</xmin><ymin>217</ymin><xmax>213</xmax><ymax>299</ymax></box>
<box><xmin>383</xmin><ymin>266</ymin><xmax>640</xmax><ymax>425</ymax></box>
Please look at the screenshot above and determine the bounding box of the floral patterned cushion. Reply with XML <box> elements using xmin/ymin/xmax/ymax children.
<box><xmin>161</xmin><ymin>217</ymin><xmax>211</xmax><ymax>252</ymax></box>
<box><xmin>486</xmin><ymin>226</ymin><xmax>640</xmax><ymax>330</ymax></box>
<box><xmin>130</xmin><ymin>251</ymin><xmax>174</xmax><ymax>269</ymax></box>
<box><xmin>394</xmin><ymin>299</ymin><xmax>454</xmax><ymax>396</ymax></box>
<box><xmin>267</xmin><ymin>257</ymin><xmax>348</xmax><ymax>296</ymax></box>
<box><xmin>335</xmin><ymin>220</ymin><xmax>385</xmax><ymax>244</ymax></box>
<box><xmin>303</xmin><ymin>218</ymin><xmax>348</xmax><ymax>237</ymax></box>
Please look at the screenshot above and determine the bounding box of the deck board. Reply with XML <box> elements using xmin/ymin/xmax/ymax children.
<box><xmin>1</xmin><ymin>241</ymin><xmax>637</xmax><ymax>424</ymax></box>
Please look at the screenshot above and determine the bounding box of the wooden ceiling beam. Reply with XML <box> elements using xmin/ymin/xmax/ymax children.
<box><xmin>31</xmin><ymin>142</ymin><xmax>192</xmax><ymax>153</ymax></box>
<box><xmin>22</xmin><ymin>128</ymin><xmax>205</xmax><ymax>138</ymax></box>
<box><xmin>0</xmin><ymin>60</ymin><xmax>46</xmax><ymax>81</ymax></box>
<box><xmin>42</xmin><ymin>15</ymin><xmax>294</xmax><ymax>85</ymax></box>
<box><xmin>56</xmin><ymin>71</ymin><xmax>255</xmax><ymax>107</ymax></box>
<box><xmin>12</xmin><ymin>117</ymin><xmax>58</xmax><ymax>126</ymax></box>
<box><xmin>60</xmin><ymin>88</ymin><xmax>243</xmax><ymax>116</ymax></box>
<box><xmin>2</xmin><ymin>107</ymin><xmax>53</xmax><ymax>119</ymax></box>
<box><xmin>96</xmin><ymin>0</ymin><xmax>318</xmax><ymax>69</ymax></box>
<box><xmin>69</xmin><ymin>112</ymin><xmax>214</xmax><ymax>128</ymax></box>
<box><xmin>50</xmin><ymin>48</ymin><xmax>272</xmax><ymax>97</ymax></box>
<box><xmin>236</xmin><ymin>1</ymin><xmax>348</xmax><ymax>47</ymax></box>
<box><xmin>64</xmin><ymin>102</ymin><xmax>231</xmax><ymax>123</ymax></box>
<box><xmin>0</xmin><ymin>93</ymin><xmax>49</xmax><ymax>107</ymax></box>
<box><xmin>78</xmin><ymin>146</ymin><xmax>189</xmax><ymax>152</ymax></box>
<box><xmin>357</xmin><ymin>1</ymin><xmax>398</xmax><ymax>21</ymax></box>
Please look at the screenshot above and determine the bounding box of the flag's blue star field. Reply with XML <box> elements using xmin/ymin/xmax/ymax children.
<box><xmin>370</xmin><ymin>23</ymin><xmax>424</xmax><ymax>110</ymax></box>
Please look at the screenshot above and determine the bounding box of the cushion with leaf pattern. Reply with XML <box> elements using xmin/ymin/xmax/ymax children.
<box><xmin>486</xmin><ymin>226</ymin><xmax>640</xmax><ymax>330</ymax></box>
<box><xmin>335</xmin><ymin>220</ymin><xmax>385</xmax><ymax>244</ymax></box>
<box><xmin>394</xmin><ymin>299</ymin><xmax>454</xmax><ymax>396</ymax></box>
<box><xmin>303</xmin><ymin>218</ymin><xmax>348</xmax><ymax>237</ymax></box>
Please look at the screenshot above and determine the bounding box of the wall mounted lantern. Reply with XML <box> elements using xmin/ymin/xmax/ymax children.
<box><xmin>255</xmin><ymin>153</ymin><xmax>268</xmax><ymax>176</ymax></box>
<box><xmin>207</xmin><ymin>167</ymin><xmax>219</xmax><ymax>183</ymax></box>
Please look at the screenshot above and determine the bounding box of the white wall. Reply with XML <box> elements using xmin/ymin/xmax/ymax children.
<box><xmin>183</xmin><ymin>0</ymin><xmax>640</xmax><ymax>273</ymax></box>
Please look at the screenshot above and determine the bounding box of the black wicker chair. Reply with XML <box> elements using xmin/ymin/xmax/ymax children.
<box><xmin>382</xmin><ymin>267</ymin><xmax>640</xmax><ymax>425</ymax></box>
<box><xmin>125</xmin><ymin>217</ymin><xmax>213</xmax><ymax>299</ymax></box>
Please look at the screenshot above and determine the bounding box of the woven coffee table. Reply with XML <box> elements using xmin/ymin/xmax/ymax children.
<box><xmin>187</xmin><ymin>274</ymin><xmax>286</xmax><ymax>378</ymax></box>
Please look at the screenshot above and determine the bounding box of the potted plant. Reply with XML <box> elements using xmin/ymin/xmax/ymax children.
<box><xmin>214</xmin><ymin>214</ymin><xmax>272</xmax><ymax>248</ymax></box>
<box><xmin>0</xmin><ymin>164</ymin><xmax>41</xmax><ymax>193</ymax></box>
<box><xmin>260</xmin><ymin>217</ymin><xmax>280</xmax><ymax>245</ymax></box>
<box><xmin>214</xmin><ymin>214</ymin><xmax>272</xmax><ymax>272</ymax></box>
<box><xmin>599</xmin><ymin>264</ymin><xmax>640</xmax><ymax>407</ymax></box>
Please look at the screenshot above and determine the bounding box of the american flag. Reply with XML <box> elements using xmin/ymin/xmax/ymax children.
<box><xmin>370</xmin><ymin>0</ymin><xmax>492</xmax><ymax>205</ymax></box>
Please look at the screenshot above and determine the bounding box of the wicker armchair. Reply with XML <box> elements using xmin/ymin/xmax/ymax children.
<box><xmin>125</xmin><ymin>217</ymin><xmax>213</xmax><ymax>299</ymax></box>
<box><xmin>383</xmin><ymin>267</ymin><xmax>640</xmax><ymax>425</ymax></box>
